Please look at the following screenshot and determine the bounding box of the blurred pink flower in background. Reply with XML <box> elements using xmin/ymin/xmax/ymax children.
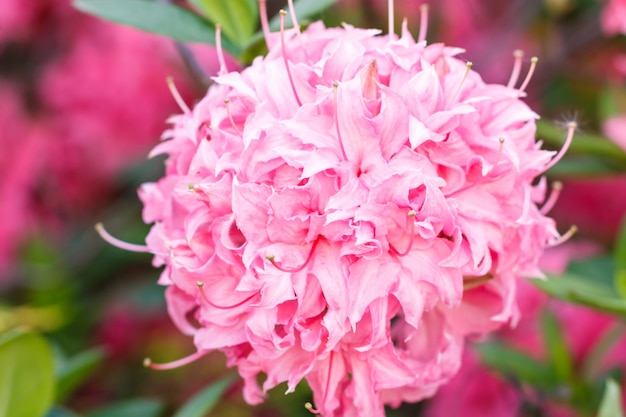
<box><xmin>601</xmin><ymin>0</ymin><xmax>626</xmax><ymax>35</ymax></box>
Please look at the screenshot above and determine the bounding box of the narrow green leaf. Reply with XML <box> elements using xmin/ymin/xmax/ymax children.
<box><xmin>73</xmin><ymin>0</ymin><xmax>239</xmax><ymax>55</ymax></box>
<box><xmin>568</xmin><ymin>291</ymin><xmax>626</xmax><ymax>317</ymax></box>
<box><xmin>190</xmin><ymin>0</ymin><xmax>258</xmax><ymax>48</ymax></box>
<box><xmin>269</xmin><ymin>0</ymin><xmax>338</xmax><ymax>30</ymax></box>
<box><xmin>86</xmin><ymin>399</ymin><xmax>163</xmax><ymax>417</ymax></box>
<box><xmin>614</xmin><ymin>218</ymin><xmax>626</xmax><ymax>299</ymax></box>
<box><xmin>476</xmin><ymin>343</ymin><xmax>558</xmax><ymax>390</ymax></box>
<box><xmin>45</xmin><ymin>407</ymin><xmax>81</xmax><ymax>417</ymax></box>
<box><xmin>0</xmin><ymin>330</ymin><xmax>55</xmax><ymax>417</ymax></box>
<box><xmin>598</xmin><ymin>379</ymin><xmax>625</xmax><ymax>417</ymax></box>
<box><xmin>172</xmin><ymin>373</ymin><xmax>238</xmax><ymax>417</ymax></box>
<box><xmin>55</xmin><ymin>348</ymin><xmax>106</xmax><ymax>402</ymax></box>
<box><xmin>540</xmin><ymin>309</ymin><xmax>573</xmax><ymax>382</ymax></box>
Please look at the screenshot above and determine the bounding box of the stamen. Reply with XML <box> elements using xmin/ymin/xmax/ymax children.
<box><xmin>507</xmin><ymin>50</ymin><xmax>524</xmax><ymax>89</ymax></box>
<box><xmin>216</xmin><ymin>24</ymin><xmax>228</xmax><ymax>75</ymax></box>
<box><xmin>305</xmin><ymin>402</ymin><xmax>321</xmax><ymax>415</ymax></box>
<box><xmin>542</xmin><ymin>121</ymin><xmax>576</xmax><ymax>172</ymax></box>
<box><xmin>517</xmin><ymin>56</ymin><xmax>538</xmax><ymax>97</ymax></box>
<box><xmin>143</xmin><ymin>350</ymin><xmax>208</xmax><ymax>371</ymax></box>
<box><xmin>224</xmin><ymin>98</ymin><xmax>241</xmax><ymax>134</ymax></box>
<box><xmin>418</xmin><ymin>4</ymin><xmax>429</xmax><ymax>44</ymax></box>
<box><xmin>196</xmin><ymin>282</ymin><xmax>256</xmax><ymax>309</ymax></box>
<box><xmin>449</xmin><ymin>62</ymin><xmax>472</xmax><ymax>107</ymax></box>
<box><xmin>540</xmin><ymin>181</ymin><xmax>563</xmax><ymax>215</ymax></box>
<box><xmin>333</xmin><ymin>82</ymin><xmax>348</xmax><ymax>160</ymax></box>
<box><xmin>259</xmin><ymin>0</ymin><xmax>271</xmax><ymax>49</ymax></box>
<box><xmin>463</xmin><ymin>273</ymin><xmax>494</xmax><ymax>290</ymax></box>
<box><xmin>547</xmin><ymin>225</ymin><xmax>578</xmax><ymax>247</ymax></box>
<box><xmin>388</xmin><ymin>0</ymin><xmax>395</xmax><ymax>39</ymax></box>
<box><xmin>279</xmin><ymin>10</ymin><xmax>302</xmax><ymax>106</ymax></box>
<box><xmin>166</xmin><ymin>76</ymin><xmax>191</xmax><ymax>114</ymax></box>
<box><xmin>494</xmin><ymin>137</ymin><xmax>505</xmax><ymax>166</ymax></box>
<box><xmin>389</xmin><ymin>211</ymin><xmax>416</xmax><ymax>257</ymax></box>
<box><xmin>266</xmin><ymin>239</ymin><xmax>320</xmax><ymax>273</ymax></box>
<box><xmin>95</xmin><ymin>223</ymin><xmax>150</xmax><ymax>253</ymax></box>
<box><xmin>288</xmin><ymin>0</ymin><xmax>301</xmax><ymax>34</ymax></box>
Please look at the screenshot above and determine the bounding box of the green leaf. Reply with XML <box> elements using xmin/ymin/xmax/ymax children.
<box><xmin>189</xmin><ymin>0</ymin><xmax>258</xmax><ymax>48</ymax></box>
<box><xmin>0</xmin><ymin>330</ymin><xmax>55</xmax><ymax>417</ymax></box>
<box><xmin>476</xmin><ymin>342</ymin><xmax>558</xmax><ymax>390</ymax></box>
<box><xmin>45</xmin><ymin>407</ymin><xmax>81</xmax><ymax>417</ymax></box>
<box><xmin>73</xmin><ymin>0</ymin><xmax>239</xmax><ymax>55</ymax></box>
<box><xmin>540</xmin><ymin>309</ymin><xmax>573</xmax><ymax>382</ymax></box>
<box><xmin>55</xmin><ymin>348</ymin><xmax>106</xmax><ymax>402</ymax></box>
<box><xmin>86</xmin><ymin>399</ymin><xmax>163</xmax><ymax>417</ymax></box>
<box><xmin>598</xmin><ymin>379</ymin><xmax>625</xmax><ymax>417</ymax></box>
<box><xmin>172</xmin><ymin>373</ymin><xmax>238</xmax><ymax>417</ymax></box>
<box><xmin>615</xmin><ymin>218</ymin><xmax>626</xmax><ymax>299</ymax></box>
<box><xmin>268</xmin><ymin>0</ymin><xmax>337</xmax><ymax>30</ymax></box>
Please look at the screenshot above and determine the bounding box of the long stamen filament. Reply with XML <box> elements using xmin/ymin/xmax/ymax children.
<box><xmin>166</xmin><ymin>76</ymin><xmax>191</xmax><ymax>113</ymax></box>
<box><xmin>543</xmin><ymin>122</ymin><xmax>576</xmax><ymax>172</ymax></box>
<box><xmin>196</xmin><ymin>282</ymin><xmax>256</xmax><ymax>309</ymax></box>
<box><xmin>507</xmin><ymin>50</ymin><xmax>524</xmax><ymax>89</ymax></box>
<box><xmin>517</xmin><ymin>56</ymin><xmax>538</xmax><ymax>97</ymax></box>
<box><xmin>280</xmin><ymin>10</ymin><xmax>302</xmax><ymax>106</ymax></box>
<box><xmin>216</xmin><ymin>24</ymin><xmax>228</xmax><ymax>75</ymax></box>
<box><xmin>463</xmin><ymin>273</ymin><xmax>494</xmax><ymax>290</ymax></box>
<box><xmin>418</xmin><ymin>4</ymin><xmax>429</xmax><ymax>44</ymax></box>
<box><xmin>95</xmin><ymin>223</ymin><xmax>151</xmax><ymax>253</ymax></box>
<box><xmin>494</xmin><ymin>137</ymin><xmax>505</xmax><ymax>166</ymax></box>
<box><xmin>389</xmin><ymin>211</ymin><xmax>416</xmax><ymax>257</ymax></box>
<box><xmin>388</xmin><ymin>0</ymin><xmax>394</xmax><ymax>39</ymax></box>
<box><xmin>259</xmin><ymin>0</ymin><xmax>271</xmax><ymax>49</ymax></box>
<box><xmin>333</xmin><ymin>82</ymin><xmax>348</xmax><ymax>160</ymax></box>
<box><xmin>540</xmin><ymin>181</ymin><xmax>563</xmax><ymax>215</ymax></box>
<box><xmin>548</xmin><ymin>225</ymin><xmax>578</xmax><ymax>247</ymax></box>
<box><xmin>143</xmin><ymin>350</ymin><xmax>207</xmax><ymax>370</ymax></box>
<box><xmin>266</xmin><ymin>239</ymin><xmax>320</xmax><ymax>273</ymax></box>
<box><xmin>224</xmin><ymin>98</ymin><xmax>241</xmax><ymax>134</ymax></box>
<box><xmin>449</xmin><ymin>62</ymin><xmax>472</xmax><ymax>108</ymax></box>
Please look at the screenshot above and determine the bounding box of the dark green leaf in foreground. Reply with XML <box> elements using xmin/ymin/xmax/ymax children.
<box><xmin>190</xmin><ymin>0</ymin><xmax>258</xmax><ymax>48</ymax></box>
<box><xmin>172</xmin><ymin>373</ymin><xmax>238</xmax><ymax>417</ymax></box>
<box><xmin>598</xmin><ymin>379</ymin><xmax>625</xmax><ymax>417</ymax></box>
<box><xmin>86</xmin><ymin>399</ymin><xmax>163</xmax><ymax>417</ymax></box>
<box><xmin>540</xmin><ymin>309</ymin><xmax>573</xmax><ymax>382</ymax></box>
<box><xmin>73</xmin><ymin>0</ymin><xmax>239</xmax><ymax>55</ymax></box>
<box><xmin>0</xmin><ymin>330</ymin><xmax>55</xmax><ymax>417</ymax></box>
<box><xmin>55</xmin><ymin>348</ymin><xmax>106</xmax><ymax>402</ymax></box>
<box><xmin>614</xmin><ymin>219</ymin><xmax>626</xmax><ymax>299</ymax></box>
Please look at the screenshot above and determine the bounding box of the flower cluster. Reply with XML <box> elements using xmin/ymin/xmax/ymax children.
<box><xmin>130</xmin><ymin>7</ymin><xmax>570</xmax><ymax>416</ymax></box>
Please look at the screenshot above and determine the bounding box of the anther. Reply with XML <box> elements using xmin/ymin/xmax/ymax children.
<box><xmin>305</xmin><ymin>402</ymin><xmax>322</xmax><ymax>415</ymax></box>
<box><xmin>542</xmin><ymin>121</ymin><xmax>576</xmax><ymax>172</ymax></box>
<box><xmin>507</xmin><ymin>50</ymin><xmax>524</xmax><ymax>89</ymax></box>
<box><xmin>166</xmin><ymin>76</ymin><xmax>191</xmax><ymax>114</ymax></box>
<box><xmin>517</xmin><ymin>56</ymin><xmax>538</xmax><ymax>97</ymax></box>
<box><xmin>216</xmin><ymin>24</ymin><xmax>228</xmax><ymax>75</ymax></box>
<box><xmin>224</xmin><ymin>98</ymin><xmax>241</xmax><ymax>134</ymax></box>
<box><xmin>333</xmin><ymin>82</ymin><xmax>348</xmax><ymax>160</ymax></box>
<box><xmin>266</xmin><ymin>239</ymin><xmax>320</xmax><ymax>273</ymax></box>
<box><xmin>143</xmin><ymin>350</ymin><xmax>208</xmax><ymax>370</ymax></box>
<box><xmin>279</xmin><ymin>10</ymin><xmax>302</xmax><ymax>106</ymax></box>
<box><xmin>418</xmin><ymin>4</ymin><xmax>429</xmax><ymax>44</ymax></box>
<box><xmin>548</xmin><ymin>225</ymin><xmax>578</xmax><ymax>247</ymax></box>
<box><xmin>540</xmin><ymin>181</ymin><xmax>563</xmax><ymax>215</ymax></box>
<box><xmin>389</xmin><ymin>211</ymin><xmax>416</xmax><ymax>257</ymax></box>
<box><xmin>196</xmin><ymin>281</ymin><xmax>256</xmax><ymax>309</ymax></box>
<box><xmin>95</xmin><ymin>223</ymin><xmax>151</xmax><ymax>253</ymax></box>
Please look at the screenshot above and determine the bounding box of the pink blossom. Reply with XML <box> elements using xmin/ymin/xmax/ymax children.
<box><xmin>601</xmin><ymin>0</ymin><xmax>626</xmax><ymax>35</ymax></box>
<box><xmin>132</xmin><ymin>10</ymin><xmax>565</xmax><ymax>416</ymax></box>
<box><xmin>603</xmin><ymin>115</ymin><xmax>626</xmax><ymax>153</ymax></box>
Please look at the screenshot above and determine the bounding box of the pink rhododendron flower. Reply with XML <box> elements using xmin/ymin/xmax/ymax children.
<box><xmin>110</xmin><ymin>5</ymin><xmax>572</xmax><ymax>416</ymax></box>
<box><xmin>601</xmin><ymin>0</ymin><xmax>626</xmax><ymax>35</ymax></box>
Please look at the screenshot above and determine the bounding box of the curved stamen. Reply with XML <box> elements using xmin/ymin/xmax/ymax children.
<box><xmin>333</xmin><ymin>82</ymin><xmax>348</xmax><ymax>160</ymax></box>
<box><xmin>216</xmin><ymin>24</ymin><xmax>228</xmax><ymax>75</ymax></box>
<box><xmin>463</xmin><ymin>273</ymin><xmax>494</xmax><ymax>290</ymax></box>
<box><xmin>196</xmin><ymin>282</ymin><xmax>256</xmax><ymax>310</ymax></box>
<box><xmin>540</xmin><ymin>181</ymin><xmax>563</xmax><ymax>215</ymax></box>
<box><xmin>266</xmin><ymin>239</ymin><xmax>320</xmax><ymax>273</ymax></box>
<box><xmin>418</xmin><ymin>4</ymin><xmax>429</xmax><ymax>44</ymax></box>
<box><xmin>224</xmin><ymin>98</ymin><xmax>241</xmax><ymax>134</ymax></box>
<box><xmin>259</xmin><ymin>0</ymin><xmax>272</xmax><ymax>49</ymax></box>
<box><xmin>547</xmin><ymin>225</ymin><xmax>577</xmax><ymax>247</ymax></box>
<box><xmin>389</xmin><ymin>211</ymin><xmax>416</xmax><ymax>257</ymax></box>
<box><xmin>517</xmin><ymin>56</ymin><xmax>538</xmax><ymax>97</ymax></box>
<box><xmin>494</xmin><ymin>137</ymin><xmax>505</xmax><ymax>166</ymax></box>
<box><xmin>166</xmin><ymin>76</ymin><xmax>191</xmax><ymax>114</ymax></box>
<box><xmin>144</xmin><ymin>350</ymin><xmax>208</xmax><ymax>370</ymax></box>
<box><xmin>280</xmin><ymin>10</ymin><xmax>302</xmax><ymax>106</ymax></box>
<box><xmin>95</xmin><ymin>223</ymin><xmax>150</xmax><ymax>253</ymax></box>
<box><xmin>543</xmin><ymin>121</ymin><xmax>576</xmax><ymax>173</ymax></box>
<box><xmin>288</xmin><ymin>0</ymin><xmax>301</xmax><ymax>35</ymax></box>
<box><xmin>388</xmin><ymin>0</ymin><xmax>395</xmax><ymax>39</ymax></box>
<box><xmin>507</xmin><ymin>50</ymin><xmax>524</xmax><ymax>89</ymax></box>
<box><xmin>448</xmin><ymin>62</ymin><xmax>472</xmax><ymax>108</ymax></box>
<box><xmin>304</xmin><ymin>402</ymin><xmax>322</xmax><ymax>415</ymax></box>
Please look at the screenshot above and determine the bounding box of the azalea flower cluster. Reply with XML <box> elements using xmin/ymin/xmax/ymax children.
<box><xmin>120</xmin><ymin>5</ymin><xmax>572</xmax><ymax>416</ymax></box>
